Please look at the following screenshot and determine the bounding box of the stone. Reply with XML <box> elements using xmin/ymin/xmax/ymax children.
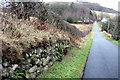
<box><xmin>52</xmin><ymin>56</ymin><xmax>56</xmax><ymax>61</ymax></box>
<box><xmin>12</xmin><ymin>64</ymin><xmax>18</xmax><ymax>70</ymax></box>
<box><xmin>39</xmin><ymin>49</ymin><xmax>43</xmax><ymax>53</ymax></box>
<box><xmin>37</xmin><ymin>60</ymin><xmax>42</xmax><ymax>66</ymax></box>
<box><xmin>55</xmin><ymin>43</ymin><xmax>58</xmax><ymax>47</ymax></box>
<box><xmin>29</xmin><ymin>65</ymin><xmax>38</xmax><ymax>73</ymax></box>
<box><xmin>37</xmin><ymin>66</ymin><xmax>43</xmax><ymax>73</ymax></box>
<box><xmin>43</xmin><ymin>65</ymin><xmax>48</xmax><ymax>71</ymax></box>
<box><xmin>37</xmin><ymin>48</ymin><xmax>41</xmax><ymax>54</ymax></box>
<box><xmin>42</xmin><ymin>58</ymin><xmax>47</xmax><ymax>66</ymax></box>
<box><xmin>9</xmin><ymin>68</ymin><xmax>14</xmax><ymax>77</ymax></box>
<box><xmin>43</xmin><ymin>50</ymin><xmax>47</xmax><ymax>53</ymax></box>
<box><xmin>30</xmin><ymin>72</ymin><xmax>36</xmax><ymax>78</ymax></box>
<box><xmin>36</xmin><ymin>55</ymin><xmax>39</xmax><ymax>57</ymax></box>
<box><xmin>3</xmin><ymin>62</ymin><xmax>9</xmax><ymax>67</ymax></box>
<box><xmin>26</xmin><ymin>53</ymin><xmax>29</xmax><ymax>58</ymax></box>
<box><xmin>37</xmin><ymin>70</ymin><xmax>40</xmax><ymax>73</ymax></box>
<box><xmin>35</xmin><ymin>59</ymin><xmax>40</xmax><ymax>64</ymax></box>
<box><xmin>29</xmin><ymin>53</ymin><xmax>32</xmax><ymax>57</ymax></box>
<box><xmin>2</xmin><ymin>68</ymin><xmax>9</xmax><ymax>77</ymax></box>
<box><xmin>27</xmin><ymin>59</ymin><xmax>31</xmax><ymax>63</ymax></box>
<box><xmin>46</xmin><ymin>56</ymin><xmax>51</xmax><ymax>63</ymax></box>
<box><xmin>0</xmin><ymin>64</ymin><xmax>3</xmax><ymax>70</ymax></box>
<box><xmin>34</xmin><ymin>49</ymin><xmax>37</xmax><ymax>54</ymax></box>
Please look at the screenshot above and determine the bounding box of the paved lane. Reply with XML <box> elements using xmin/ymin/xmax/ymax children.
<box><xmin>83</xmin><ymin>22</ymin><xmax>118</xmax><ymax>78</ymax></box>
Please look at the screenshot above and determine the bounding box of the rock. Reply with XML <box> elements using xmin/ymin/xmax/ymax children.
<box><xmin>27</xmin><ymin>59</ymin><xmax>31</xmax><ymax>63</ymax></box>
<box><xmin>42</xmin><ymin>58</ymin><xmax>47</xmax><ymax>66</ymax></box>
<box><xmin>34</xmin><ymin>49</ymin><xmax>37</xmax><ymax>54</ymax></box>
<box><xmin>37</xmin><ymin>66</ymin><xmax>43</xmax><ymax>73</ymax></box>
<box><xmin>36</xmin><ymin>48</ymin><xmax>42</xmax><ymax>54</ymax></box>
<box><xmin>37</xmin><ymin>60</ymin><xmax>42</xmax><ymax>66</ymax></box>
<box><xmin>30</xmin><ymin>72</ymin><xmax>36</xmax><ymax>78</ymax></box>
<box><xmin>39</xmin><ymin>49</ymin><xmax>43</xmax><ymax>53</ymax></box>
<box><xmin>12</xmin><ymin>64</ymin><xmax>18</xmax><ymax>70</ymax></box>
<box><xmin>35</xmin><ymin>59</ymin><xmax>40</xmax><ymax>64</ymax></box>
<box><xmin>2</xmin><ymin>68</ymin><xmax>9</xmax><ymax>77</ymax></box>
<box><xmin>3</xmin><ymin>62</ymin><xmax>9</xmax><ymax>67</ymax></box>
<box><xmin>58</xmin><ymin>34</ymin><xmax>62</xmax><ymax>38</ymax></box>
<box><xmin>43</xmin><ymin>65</ymin><xmax>48</xmax><ymax>71</ymax></box>
<box><xmin>55</xmin><ymin>43</ymin><xmax>58</xmax><ymax>47</ymax></box>
<box><xmin>29</xmin><ymin>65</ymin><xmax>38</xmax><ymax>73</ymax></box>
<box><xmin>52</xmin><ymin>56</ymin><xmax>56</xmax><ymax>61</ymax></box>
<box><xmin>26</xmin><ymin>53</ymin><xmax>29</xmax><ymax>58</ymax></box>
<box><xmin>0</xmin><ymin>64</ymin><xmax>3</xmax><ymax>70</ymax></box>
<box><xmin>37</xmin><ymin>70</ymin><xmax>40</xmax><ymax>73</ymax></box>
<box><xmin>36</xmin><ymin>55</ymin><xmax>39</xmax><ymax>57</ymax></box>
<box><xmin>46</xmin><ymin>56</ymin><xmax>51</xmax><ymax>63</ymax></box>
<box><xmin>9</xmin><ymin>68</ymin><xmax>14</xmax><ymax>77</ymax></box>
<box><xmin>29</xmin><ymin>53</ymin><xmax>32</xmax><ymax>57</ymax></box>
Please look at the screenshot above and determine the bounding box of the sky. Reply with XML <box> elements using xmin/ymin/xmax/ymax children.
<box><xmin>0</xmin><ymin>0</ymin><xmax>119</xmax><ymax>10</ymax></box>
<box><xmin>43</xmin><ymin>0</ymin><xmax>119</xmax><ymax>10</ymax></box>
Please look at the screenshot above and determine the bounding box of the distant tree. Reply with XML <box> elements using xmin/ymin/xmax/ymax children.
<box><xmin>6</xmin><ymin>2</ymin><xmax>49</xmax><ymax>22</ymax></box>
<box><xmin>48</xmin><ymin>2</ymin><xmax>94</xmax><ymax>23</ymax></box>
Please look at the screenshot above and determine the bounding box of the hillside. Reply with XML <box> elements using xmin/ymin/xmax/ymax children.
<box><xmin>47</xmin><ymin>2</ymin><xmax>96</xmax><ymax>23</ymax></box>
<box><xmin>92</xmin><ymin>10</ymin><xmax>117</xmax><ymax>20</ymax></box>
<box><xmin>1</xmin><ymin>2</ymin><xmax>92</xmax><ymax>78</ymax></box>
<box><xmin>82</xmin><ymin>2</ymin><xmax>118</xmax><ymax>13</ymax></box>
<box><xmin>47</xmin><ymin>2</ymin><xmax>118</xmax><ymax>23</ymax></box>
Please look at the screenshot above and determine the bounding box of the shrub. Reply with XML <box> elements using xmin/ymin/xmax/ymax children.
<box><xmin>66</xmin><ymin>17</ymin><xmax>75</xmax><ymax>23</ymax></box>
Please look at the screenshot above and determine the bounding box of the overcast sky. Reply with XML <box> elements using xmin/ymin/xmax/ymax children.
<box><xmin>0</xmin><ymin>0</ymin><xmax>119</xmax><ymax>10</ymax></box>
<box><xmin>43</xmin><ymin>0</ymin><xmax>119</xmax><ymax>10</ymax></box>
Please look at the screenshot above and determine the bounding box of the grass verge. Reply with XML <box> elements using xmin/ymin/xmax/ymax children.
<box><xmin>101</xmin><ymin>32</ymin><xmax>120</xmax><ymax>47</ymax></box>
<box><xmin>98</xmin><ymin>22</ymin><xmax>120</xmax><ymax>47</ymax></box>
<box><xmin>37</xmin><ymin>25</ymin><xmax>94</xmax><ymax>78</ymax></box>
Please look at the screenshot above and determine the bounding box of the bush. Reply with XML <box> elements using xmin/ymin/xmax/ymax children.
<box><xmin>66</xmin><ymin>17</ymin><xmax>75</xmax><ymax>23</ymax></box>
<box><xmin>102</xmin><ymin>17</ymin><xmax>119</xmax><ymax>40</ymax></box>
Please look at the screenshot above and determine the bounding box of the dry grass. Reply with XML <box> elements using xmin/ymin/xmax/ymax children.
<box><xmin>71</xmin><ymin>24</ymin><xmax>92</xmax><ymax>31</ymax></box>
<box><xmin>1</xmin><ymin>13</ymin><xmax>82</xmax><ymax>63</ymax></box>
<box><xmin>93</xmin><ymin>10</ymin><xmax>117</xmax><ymax>19</ymax></box>
<box><xmin>71</xmin><ymin>24</ymin><xmax>92</xmax><ymax>37</ymax></box>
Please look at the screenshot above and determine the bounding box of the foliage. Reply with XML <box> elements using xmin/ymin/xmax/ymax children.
<box><xmin>37</xmin><ymin>25</ymin><xmax>94</xmax><ymax>78</ymax></box>
<box><xmin>66</xmin><ymin>17</ymin><xmax>76</xmax><ymax>23</ymax></box>
<box><xmin>102</xmin><ymin>22</ymin><xmax>114</xmax><ymax>32</ymax></box>
<box><xmin>12</xmin><ymin>67</ymin><xmax>28</xmax><ymax>79</ymax></box>
<box><xmin>101</xmin><ymin>15</ymin><xmax>119</xmax><ymax>40</ymax></box>
<box><xmin>48</xmin><ymin>2</ymin><xmax>96</xmax><ymax>23</ymax></box>
<box><xmin>50</xmin><ymin>4</ymin><xmax>68</xmax><ymax>15</ymax></box>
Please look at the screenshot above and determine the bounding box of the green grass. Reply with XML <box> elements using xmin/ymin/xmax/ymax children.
<box><xmin>37</xmin><ymin>26</ymin><xmax>94</xmax><ymax>78</ymax></box>
<box><xmin>101</xmin><ymin>32</ymin><xmax>120</xmax><ymax>47</ymax></box>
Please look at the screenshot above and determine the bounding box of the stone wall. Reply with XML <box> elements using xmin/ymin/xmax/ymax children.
<box><xmin>2</xmin><ymin>39</ymin><xmax>71</xmax><ymax>78</ymax></box>
<box><xmin>0</xmin><ymin>2</ymin><xmax>92</xmax><ymax>79</ymax></box>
